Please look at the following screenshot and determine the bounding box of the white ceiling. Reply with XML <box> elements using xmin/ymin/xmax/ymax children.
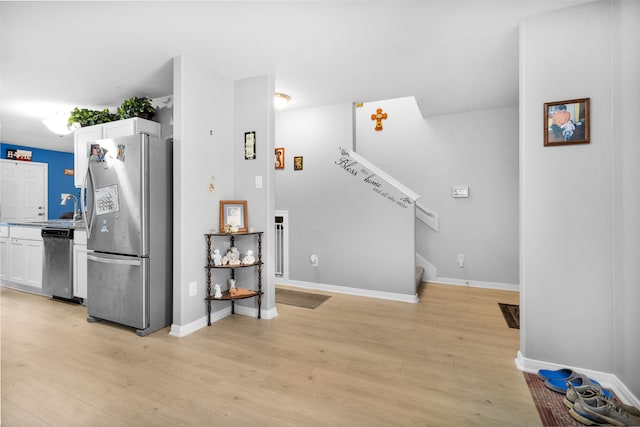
<box><xmin>0</xmin><ymin>0</ymin><xmax>591</xmax><ymax>153</ymax></box>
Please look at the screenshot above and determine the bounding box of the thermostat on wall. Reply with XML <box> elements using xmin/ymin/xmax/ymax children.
<box><xmin>452</xmin><ymin>186</ymin><xmax>469</xmax><ymax>198</ymax></box>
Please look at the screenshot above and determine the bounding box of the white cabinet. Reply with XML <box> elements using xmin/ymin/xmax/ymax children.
<box><xmin>74</xmin><ymin>118</ymin><xmax>161</xmax><ymax>188</ymax></box>
<box><xmin>0</xmin><ymin>225</ymin><xmax>9</xmax><ymax>282</ymax></box>
<box><xmin>6</xmin><ymin>226</ymin><xmax>43</xmax><ymax>290</ymax></box>
<box><xmin>73</xmin><ymin>230</ymin><xmax>87</xmax><ymax>300</ymax></box>
<box><xmin>73</xmin><ymin>126</ymin><xmax>103</xmax><ymax>188</ymax></box>
<box><xmin>102</xmin><ymin>118</ymin><xmax>160</xmax><ymax>139</ymax></box>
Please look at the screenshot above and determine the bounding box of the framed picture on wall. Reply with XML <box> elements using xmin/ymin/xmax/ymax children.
<box><xmin>220</xmin><ymin>200</ymin><xmax>248</xmax><ymax>232</ymax></box>
<box><xmin>294</xmin><ymin>156</ymin><xmax>303</xmax><ymax>171</ymax></box>
<box><xmin>544</xmin><ymin>98</ymin><xmax>590</xmax><ymax>146</ymax></box>
<box><xmin>244</xmin><ymin>132</ymin><xmax>256</xmax><ymax>159</ymax></box>
<box><xmin>275</xmin><ymin>147</ymin><xmax>284</xmax><ymax>169</ymax></box>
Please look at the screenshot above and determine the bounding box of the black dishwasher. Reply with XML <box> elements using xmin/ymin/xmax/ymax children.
<box><xmin>41</xmin><ymin>227</ymin><xmax>82</xmax><ymax>303</ymax></box>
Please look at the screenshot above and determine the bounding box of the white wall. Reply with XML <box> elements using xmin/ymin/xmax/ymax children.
<box><xmin>171</xmin><ymin>55</ymin><xmax>234</xmax><ymax>332</ymax></box>
<box><xmin>356</xmin><ymin>97</ymin><xmax>519</xmax><ymax>287</ymax></box>
<box><xmin>232</xmin><ymin>75</ymin><xmax>276</xmax><ymax>317</ymax></box>
<box><xmin>612</xmin><ymin>0</ymin><xmax>640</xmax><ymax>399</ymax></box>
<box><xmin>275</xmin><ymin>102</ymin><xmax>416</xmax><ymax>299</ymax></box>
<box><xmin>521</xmin><ymin>0</ymin><xmax>640</xmax><ymax>400</ymax></box>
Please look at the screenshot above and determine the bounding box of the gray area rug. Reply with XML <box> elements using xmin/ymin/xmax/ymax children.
<box><xmin>275</xmin><ymin>288</ymin><xmax>330</xmax><ymax>309</ymax></box>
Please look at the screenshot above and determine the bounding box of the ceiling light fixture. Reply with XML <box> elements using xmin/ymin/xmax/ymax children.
<box><xmin>274</xmin><ymin>93</ymin><xmax>291</xmax><ymax>110</ymax></box>
<box><xmin>42</xmin><ymin>113</ymin><xmax>77</xmax><ymax>137</ymax></box>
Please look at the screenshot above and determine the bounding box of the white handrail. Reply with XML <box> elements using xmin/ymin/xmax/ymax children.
<box><xmin>416</xmin><ymin>201</ymin><xmax>438</xmax><ymax>232</ymax></box>
<box><xmin>347</xmin><ymin>149</ymin><xmax>420</xmax><ymax>201</ymax></box>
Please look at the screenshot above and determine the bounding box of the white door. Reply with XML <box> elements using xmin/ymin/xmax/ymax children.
<box><xmin>0</xmin><ymin>160</ymin><xmax>47</xmax><ymax>222</ymax></box>
<box><xmin>0</xmin><ymin>161</ymin><xmax>20</xmax><ymax>221</ymax></box>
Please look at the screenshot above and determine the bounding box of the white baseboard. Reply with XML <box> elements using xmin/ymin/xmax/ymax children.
<box><xmin>278</xmin><ymin>279</ymin><xmax>419</xmax><ymax>303</ymax></box>
<box><xmin>515</xmin><ymin>351</ymin><xmax>640</xmax><ymax>408</ymax></box>
<box><xmin>261</xmin><ymin>306</ymin><xmax>279</xmax><ymax>319</ymax></box>
<box><xmin>168</xmin><ymin>305</ymin><xmax>278</xmax><ymax>338</ymax></box>
<box><xmin>169</xmin><ymin>317</ymin><xmax>207</xmax><ymax>337</ymax></box>
<box><xmin>234</xmin><ymin>304</ymin><xmax>279</xmax><ymax>320</ymax></box>
<box><xmin>169</xmin><ymin>306</ymin><xmax>231</xmax><ymax>337</ymax></box>
<box><xmin>433</xmin><ymin>277</ymin><xmax>519</xmax><ymax>292</ymax></box>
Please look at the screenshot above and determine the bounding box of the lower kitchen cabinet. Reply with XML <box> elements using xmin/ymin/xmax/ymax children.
<box><xmin>7</xmin><ymin>227</ymin><xmax>43</xmax><ymax>290</ymax></box>
<box><xmin>2</xmin><ymin>225</ymin><xmax>87</xmax><ymax>300</ymax></box>
<box><xmin>73</xmin><ymin>230</ymin><xmax>88</xmax><ymax>300</ymax></box>
<box><xmin>0</xmin><ymin>226</ymin><xmax>9</xmax><ymax>282</ymax></box>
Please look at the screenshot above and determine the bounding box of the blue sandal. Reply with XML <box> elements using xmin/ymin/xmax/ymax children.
<box><xmin>538</xmin><ymin>368</ymin><xmax>577</xmax><ymax>381</ymax></box>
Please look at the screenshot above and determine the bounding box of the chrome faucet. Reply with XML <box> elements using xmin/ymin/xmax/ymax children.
<box><xmin>61</xmin><ymin>193</ymin><xmax>80</xmax><ymax>220</ymax></box>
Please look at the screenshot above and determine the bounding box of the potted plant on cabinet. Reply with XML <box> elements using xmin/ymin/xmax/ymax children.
<box><xmin>68</xmin><ymin>107</ymin><xmax>119</xmax><ymax>128</ymax></box>
<box><xmin>118</xmin><ymin>96</ymin><xmax>155</xmax><ymax>120</ymax></box>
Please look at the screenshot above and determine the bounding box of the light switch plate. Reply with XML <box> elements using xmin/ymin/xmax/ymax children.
<box><xmin>255</xmin><ymin>175</ymin><xmax>263</xmax><ymax>189</ymax></box>
<box><xmin>452</xmin><ymin>186</ymin><xmax>469</xmax><ymax>198</ymax></box>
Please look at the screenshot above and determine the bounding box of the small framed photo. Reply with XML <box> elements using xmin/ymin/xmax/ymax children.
<box><xmin>294</xmin><ymin>156</ymin><xmax>303</xmax><ymax>171</ymax></box>
<box><xmin>220</xmin><ymin>200</ymin><xmax>248</xmax><ymax>232</ymax></box>
<box><xmin>544</xmin><ymin>98</ymin><xmax>590</xmax><ymax>146</ymax></box>
<box><xmin>244</xmin><ymin>131</ymin><xmax>256</xmax><ymax>160</ymax></box>
<box><xmin>275</xmin><ymin>147</ymin><xmax>285</xmax><ymax>169</ymax></box>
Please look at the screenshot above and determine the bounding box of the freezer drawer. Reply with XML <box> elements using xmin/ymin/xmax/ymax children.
<box><xmin>87</xmin><ymin>252</ymin><xmax>147</xmax><ymax>330</ymax></box>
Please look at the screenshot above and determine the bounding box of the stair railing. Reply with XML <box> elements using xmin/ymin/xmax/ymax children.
<box><xmin>416</xmin><ymin>202</ymin><xmax>438</xmax><ymax>232</ymax></box>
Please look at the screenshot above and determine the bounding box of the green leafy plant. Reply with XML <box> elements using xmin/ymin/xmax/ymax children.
<box><xmin>118</xmin><ymin>96</ymin><xmax>155</xmax><ymax>120</ymax></box>
<box><xmin>68</xmin><ymin>107</ymin><xmax>119</xmax><ymax>128</ymax></box>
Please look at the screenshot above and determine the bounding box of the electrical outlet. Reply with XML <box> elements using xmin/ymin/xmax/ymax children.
<box><xmin>310</xmin><ymin>254</ymin><xmax>319</xmax><ymax>267</ymax></box>
<box><xmin>457</xmin><ymin>254</ymin><xmax>464</xmax><ymax>268</ymax></box>
<box><xmin>189</xmin><ymin>281</ymin><xmax>197</xmax><ymax>297</ymax></box>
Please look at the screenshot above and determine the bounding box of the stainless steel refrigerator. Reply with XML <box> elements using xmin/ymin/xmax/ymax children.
<box><xmin>82</xmin><ymin>133</ymin><xmax>172</xmax><ymax>336</ymax></box>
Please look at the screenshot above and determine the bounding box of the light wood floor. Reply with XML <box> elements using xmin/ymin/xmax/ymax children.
<box><xmin>1</xmin><ymin>283</ymin><xmax>540</xmax><ymax>426</ymax></box>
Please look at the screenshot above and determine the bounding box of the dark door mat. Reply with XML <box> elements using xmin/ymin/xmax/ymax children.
<box><xmin>498</xmin><ymin>303</ymin><xmax>520</xmax><ymax>329</ymax></box>
<box><xmin>275</xmin><ymin>288</ymin><xmax>330</xmax><ymax>309</ymax></box>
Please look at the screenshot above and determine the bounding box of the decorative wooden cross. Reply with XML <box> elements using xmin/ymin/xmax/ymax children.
<box><xmin>371</xmin><ymin>108</ymin><xmax>388</xmax><ymax>131</ymax></box>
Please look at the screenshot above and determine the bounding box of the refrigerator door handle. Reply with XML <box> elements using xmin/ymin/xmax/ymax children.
<box><xmin>87</xmin><ymin>254</ymin><xmax>143</xmax><ymax>266</ymax></box>
<box><xmin>81</xmin><ymin>165</ymin><xmax>96</xmax><ymax>238</ymax></box>
<box><xmin>80</xmin><ymin>170</ymin><xmax>88</xmax><ymax>235</ymax></box>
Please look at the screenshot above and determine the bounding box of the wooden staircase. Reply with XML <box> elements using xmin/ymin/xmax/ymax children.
<box><xmin>416</xmin><ymin>266</ymin><xmax>425</xmax><ymax>292</ymax></box>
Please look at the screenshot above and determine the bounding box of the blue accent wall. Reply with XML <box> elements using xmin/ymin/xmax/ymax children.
<box><xmin>1</xmin><ymin>143</ymin><xmax>77</xmax><ymax>220</ymax></box>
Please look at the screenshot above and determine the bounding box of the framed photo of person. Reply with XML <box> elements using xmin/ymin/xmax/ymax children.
<box><xmin>275</xmin><ymin>147</ymin><xmax>284</xmax><ymax>169</ymax></box>
<box><xmin>544</xmin><ymin>98</ymin><xmax>590</xmax><ymax>146</ymax></box>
